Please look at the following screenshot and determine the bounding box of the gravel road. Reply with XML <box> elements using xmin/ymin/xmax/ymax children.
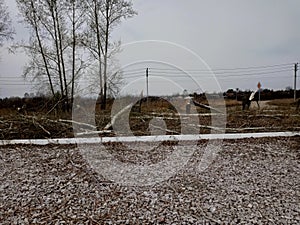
<box><xmin>0</xmin><ymin>137</ymin><xmax>299</xmax><ymax>224</ymax></box>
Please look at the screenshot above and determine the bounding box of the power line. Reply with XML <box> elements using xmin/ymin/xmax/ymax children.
<box><xmin>146</xmin><ymin>69</ymin><xmax>292</xmax><ymax>78</ymax></box>
<box><xmin>150</xmin><ymin>66</ymin><xmax>291</xmax><ymax>74</ymax></box>
<box><xmin>215</xmin><ymin>69</ymin><xmax>292</xmax><ymax>77</ymax></box>
<box><xmin>0</xmin><ymin>62</ymin><xmax>294</xmax><ymax>79</ymax></box>
<box><xmin>0</xmin><ymin>62</ymin><xmax>297</xmax><ymax>89</ymax></box>
<box><xmin>120</xmin><ymin>62</ymin><xmax>294</xmax><ymax>79</ymax></box>
<box><xmin>212</xmin><ymin>62</ymin><xmax>294</xmax><ymax>71</ymax></box>
<box><xmin>150</xmin><ymin>62</ymin><xmax>293</xmax><ymax>72</ymax></box>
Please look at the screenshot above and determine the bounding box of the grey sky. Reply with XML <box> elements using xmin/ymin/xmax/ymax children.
<box><xmin>0</xmin><ymin>0</ymin><xmax>300</xmax><ymax>97</ymax></box>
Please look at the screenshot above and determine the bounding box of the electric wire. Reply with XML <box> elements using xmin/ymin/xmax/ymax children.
<box><xmin>0</xmin><ymin>62</ymin><xmax>297</xmax><ymax>87</ymax></box>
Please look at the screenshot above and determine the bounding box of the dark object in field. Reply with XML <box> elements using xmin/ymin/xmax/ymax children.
<box><xmin>186</xmin><ymin>102</ymin><xmax>191</xmax><ymax>114</ymax></box>
<box><xmin>242</xmin><ymin>91</ymin><xmax>259</xmax><ymax>110</ymax></box>
<box><xmin>296</xmin><ymin>99</ymin><xmax>300</xmax><ymax>111</ymax></box>
<box><xmin>17</xmin><ymin>104</ymin><xmax>27</xmax><ymax>114</ymax></box>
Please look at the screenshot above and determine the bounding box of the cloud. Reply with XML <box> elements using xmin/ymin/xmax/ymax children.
<box><xmin>1</xmin><ymin>0</ymin><xmax>300</xmax><ymax>97</ymax></box>
<box><xmin>113</xmin><ymin>0</ymin><xmax>300</xmax><ymax>91</ymax></box>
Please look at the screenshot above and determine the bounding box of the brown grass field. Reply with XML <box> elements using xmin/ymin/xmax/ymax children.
<box><xmin>0</xmin><ymin>97</ymin><xmax>299</xmax><ymax>140</ymax></box>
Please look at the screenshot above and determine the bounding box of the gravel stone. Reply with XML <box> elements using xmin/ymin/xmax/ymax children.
<box><xmin>0</xmin><ymin>137</ymin><xmax>299</xmax><ymax>224</ymax></box>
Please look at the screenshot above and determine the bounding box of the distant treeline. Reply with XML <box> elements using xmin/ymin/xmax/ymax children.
<box><xmin>0</xmin><ymin>89</ymin><xmax>299</xmax><ymax>111</ymax></box>
<box><xmin>222</xmin><ymin>89</ymin><xmax>300</xmax><ymax>101</ymax></box>
<box><xmin>0</xmin><ymin>95</ymin><xmax>109</xmax><ymax>112</ymax></box>
<box><xmin>0</xmin><ymin>96</ymin><xmax>59</xmax><ymax>111</ymax></box>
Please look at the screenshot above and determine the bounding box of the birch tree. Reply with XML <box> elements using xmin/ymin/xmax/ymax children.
<box><xmin>16</xmin><ymin>0</ymin><xmax>88</xmax><ymax>111</ymax></box>
<box><xmin>85</xmin><ymin>0</ymin><xmax>136</xmax><ymax>109</ymax></box>
<box><xmin>0</xmin><ymin>0</ymin><xmax>14</xmax><ymax>48</ymax></box>
<box><xmin>15</xmin><ymin>0</ymin><xmax>56</xmax><ymax>96</ymax></box>
<box><xmin>15</xmin><ymin>0</ymin><xmax>135</xmax><ymax>110</ymax></box>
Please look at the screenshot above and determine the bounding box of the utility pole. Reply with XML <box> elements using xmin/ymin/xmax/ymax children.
<box><xmin>146</xmin><ymin>68</ymin><xmax>149</xmax><ymax>104</ymax></box>
<box><xmin>294</xmin><ymin>63</ymin><xmax>298</xmax><ymax>101</ymax></box>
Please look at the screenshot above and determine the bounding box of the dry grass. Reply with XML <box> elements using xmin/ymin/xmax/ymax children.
<box><xmin>267</xmin><ymin>98</ymin><xmax>296</xmax><ymax>106</ymax></box>
<box><xmin>225</xmin><ymin>99</ymin><xmax>240</xmax><ymax>107</ymax></box>
<box><xmin>0</xmin><ymin>97</ymin><xmax>299</xmax><ymax>140</ymax></box>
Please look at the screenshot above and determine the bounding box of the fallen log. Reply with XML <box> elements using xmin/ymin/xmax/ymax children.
<box><xmin>104</xmin><ymin>103</ymin><xmax>134</xmax><ymax>130</ymax></box>
<box><xmin>192</xmin><ymin>100</ymin><xmax>224</xmax><ymax>114</ymax></box>
<box><xmin>59</xmin><ymin>119</ymin><xmax>97</xmax><ymax>129</ymax></box>
<box><xmin>76</xmin><ymin>130</ymin><xmax>112</xmax><ymax>136</ymax></box>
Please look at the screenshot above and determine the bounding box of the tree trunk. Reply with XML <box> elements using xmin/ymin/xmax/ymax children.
<box><xmin>49</xmin><ymin>1</ymin><xmax>64</xmax><ymax>105</ymax></box>
<box><xmin>31</xmin><ymin>0</ymin><xmax>55</xmax><ymax>97</ymax></box>
<box><xmin>56</xmin><ymin>5</ymin><xmax>69</xmax><ymax>111</ymax></box>
<box><xmin>71</xmin><ymin>0</ymin><xmax>76</xmax><ymax>108</ymax></box>
<box><xmin>101</xmin><ymin>0</ymin><xmax>110</xmax><ymax>110</ymax></box>
<box><xmin>94</xmin><ymin>0</ymin><xmax>104</xmax><ymax>110</ymax></box>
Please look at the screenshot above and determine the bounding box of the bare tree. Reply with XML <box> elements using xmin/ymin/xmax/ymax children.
<box><xmin>0</xmin><ymin>0</ymin><xmax>14</xmax><ymax>47</ymax></box>
<box><xmin>65</xmin><ymin>0</ymin><xmax>87</xmax><ymax>106</ymax></box>
<box><xmin>85</xmin><ymin>0</ymin><xmax>136</xmax><ymax>109</ymax></box>
<box><xmin>15</xmin><ymin>0</ymin><xmax>135</xmax><ymax>110</ymax></box>
<box><xmin>15</xmin><ymin>0</ymin><xmax>55</xmax><ymax>96</ymax></box>
<box><xmin>15</xmin><ymin>0</ymin><xmax>88</xmax><ymax>111</ymax></box>
<box><xmin>101</xmin><ymin>0</ymin><xmax>136</xmax><ymax>109</ymax></box>
<box><xmin>86</xmin><ymin>53</ymin><xmax>124</xmax><ymax>98</ymax></box>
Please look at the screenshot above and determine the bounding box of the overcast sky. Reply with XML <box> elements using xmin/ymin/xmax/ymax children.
<box><xmin>0</xmin><ymin>0</ymin><xmax>300</xmax><ymax>97</ymax></box>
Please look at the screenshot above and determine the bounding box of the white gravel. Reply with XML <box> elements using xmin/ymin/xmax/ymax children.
<box><xmin>0</xmin><ymin>136</ymin><xmax>299</xmax><ymax>224</ymax></box>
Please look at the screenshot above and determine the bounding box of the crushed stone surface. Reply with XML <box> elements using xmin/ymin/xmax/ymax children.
<box><xmin>0</xmin><ymin>137</ymin><xmax>299</xmax><ymax>224</ymax></box>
